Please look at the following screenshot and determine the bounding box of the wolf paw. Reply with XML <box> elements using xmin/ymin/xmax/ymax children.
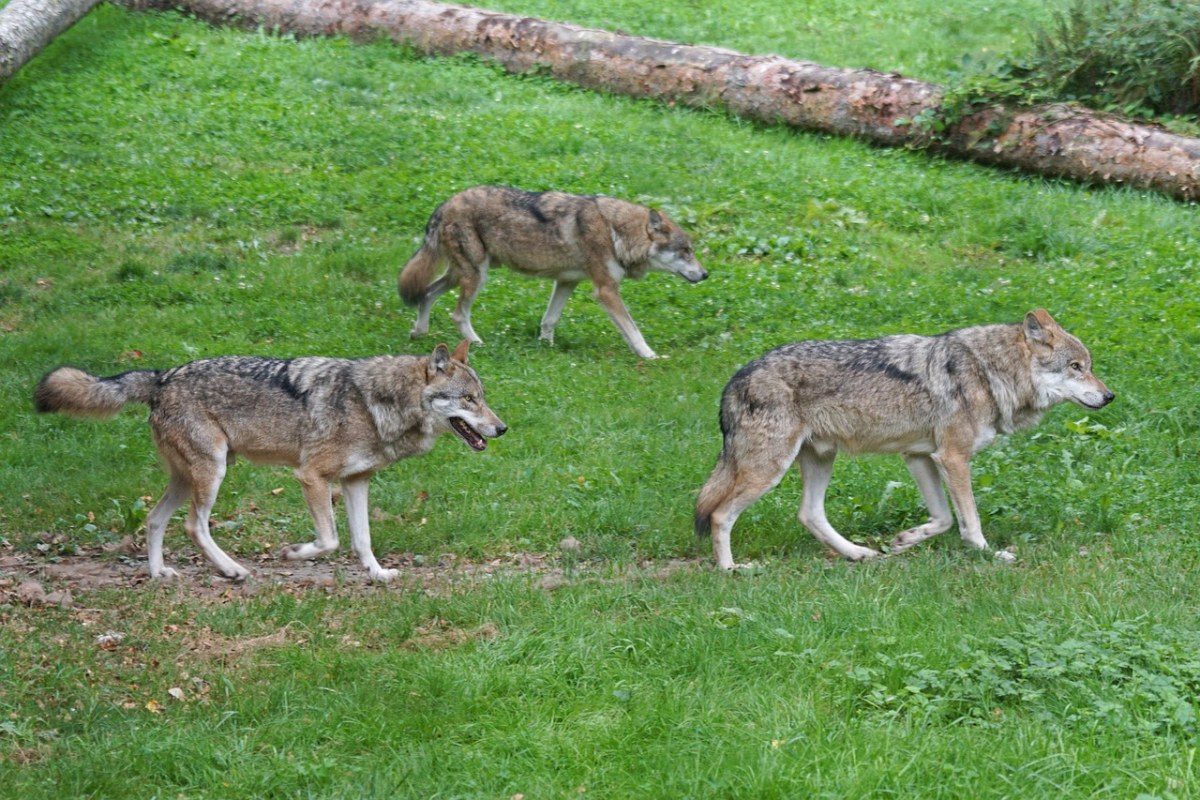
<box><xmin>151</xmin><ymin>566</ymin><xmax>180</xmax><ymax>581</ymax></box>
<box><xmin>846</xmin><ymin>546</ymin><xmax>881</xmax><ymax>562</ymax></box>
<box><xmin>409</xmin><ymin>328</ymin><xmax>428</xmax><ymax>340</ymax></box>
<box><xmin>281</xmin><ymin>542</ymin><xmax>328</xmax><ymax>561</ymax></box>
<box><xmin>889</xmin><ymin>532</ymin><xmax>923</xmax><ymax>553</ymax></box>
<box><xmin>221</xmin><ymin>564</ymin><xmax>251</xmax><ymax>582</ymax></box>
<box><xmin>369</xmin><ymin>568</ymin><xmax>399</xmax><ymax>583</ymax></box>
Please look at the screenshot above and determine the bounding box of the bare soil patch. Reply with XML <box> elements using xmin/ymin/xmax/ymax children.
<box><xmin>0</xmin><ymin>545</ymin><xmax>703</xmax><ymax>605</ymax></box>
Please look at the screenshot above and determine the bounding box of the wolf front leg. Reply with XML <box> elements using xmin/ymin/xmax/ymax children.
<box><xmin>931</xmin><ymin>446</ymin><xmax>989</xmax><ymax>550</ymax></box>
<box><xmin>889</xmin><ymin>454</ymin><xmax>954</xmax><ymax>553</ymax></box>
<box><xmin>592</xmin><ymin>281</ymin><xmax>657</xmax><ymax>359</ymax></box>
<box><xmin>342</xmin><ymin>475</ymin><xmax>399</xmax><ymax>583</ymax></box>
<box><xmin>283</xmin><ymin>469</ymin><xmax>340</xmax><ymax>561</ymax></box>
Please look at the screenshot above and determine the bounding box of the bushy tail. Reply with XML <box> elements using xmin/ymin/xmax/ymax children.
<box><xmin>35</xmin><ymin>367</ymin><xmax>161</xmax><ymax>419</ymax></box>
<box><xmin>695</xmin><ymin>449</ymin><xmax>735</xmax><ymax>539</ymax></box>
<box><xmin>398</xmin><ymin>215</ymin><xmax>443</xmax><ymax>306</ymax></box>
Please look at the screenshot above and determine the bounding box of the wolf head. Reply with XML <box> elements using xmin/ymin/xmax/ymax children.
<box><xmin>1022</xmin><ymin>309</ymin><xmax>1114</xmax><ymax>411</ymax></box>
<box><xmin>646</xmin><ymin>209</ymin><xmax>708</xmax><ymax>283</ymax></box>
<box><xmin>424</xmin><ymin>341</ymin><xmax>506</xmax><ymax>451</ymax></box>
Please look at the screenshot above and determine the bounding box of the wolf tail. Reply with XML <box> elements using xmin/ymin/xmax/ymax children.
<box><xmin>695</xmin><ymin>449</ymin><xmax>736</xmax><ymax>539</ymax></box>
<box><xmin>398</xmin><ymin>209</ymin><xmax>444</xmax><ymax>306</ymax></box>
<box><xmin>35</xmin><ymin>367</ymin><xmax>161</xmax><ymax>419</ymax></box>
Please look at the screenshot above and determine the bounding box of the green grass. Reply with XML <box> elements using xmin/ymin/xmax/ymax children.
<box><xmin>2</xmin><ymin>1</ymin><xmax>1200</xmax><ymax>797</ymax></box>
<box><xmin>485</xmin><ymin>0</ymin><xmax>1061</xmax><ymax>81</ymax></box>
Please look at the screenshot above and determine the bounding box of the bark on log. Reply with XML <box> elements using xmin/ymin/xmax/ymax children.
<box><xmin>119</xmin><ymin>0</ymin><xmax>1200</xmax><ymax>200</ymax></box>
<box><xmin>0</xmin><ymin>0</ymin><xmax>102</xmax><ymax>85</ymax></box>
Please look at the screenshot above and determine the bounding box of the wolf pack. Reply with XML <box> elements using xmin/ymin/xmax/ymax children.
<box><xmin>35</xmin><ymin>185</ymin><xmax>1114</xmax><ymax>582</ymax></box>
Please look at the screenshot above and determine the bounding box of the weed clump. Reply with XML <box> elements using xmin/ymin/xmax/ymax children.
<box><xmin>936</xmin><ymin>0</ymin><xmax>1200</xmax><ymax>127</ymax></box>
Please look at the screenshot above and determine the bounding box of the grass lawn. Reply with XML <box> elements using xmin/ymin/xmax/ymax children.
<box><xmin>2</xmin><ymin>1</ymin><xmax>1200</xmax><ymax>796</ymax></box>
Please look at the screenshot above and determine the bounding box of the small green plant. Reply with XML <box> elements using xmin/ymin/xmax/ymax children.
<box><xmin>843</xmin><ymin>620</ymin><xmax>1200</xmax><ymax>737</ymax></box>
<box><xmin>107</xmin><ymin>497</ymin><xmax>148</xmax><ymax>534</ymax></box>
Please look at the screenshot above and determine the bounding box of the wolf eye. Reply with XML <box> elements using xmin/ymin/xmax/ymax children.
<box><xmin>463</xmin><ymin>394</ymin><xmax>477</xmax><ymax>404</ymax></box>
<box><xmin>1069</xmin><ymin>362</ymin><xmax>1084</xmax><ymax>372</ymax></box>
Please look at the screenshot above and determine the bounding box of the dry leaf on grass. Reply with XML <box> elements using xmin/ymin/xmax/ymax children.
<box><xmin>402</xmin><ymin>619</ymin><xmax>500</xmax><ymax>651</ymax></box>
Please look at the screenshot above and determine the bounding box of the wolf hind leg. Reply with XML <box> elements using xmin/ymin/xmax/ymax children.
<box><xmin>705</xmin><ymin>434</ymin><xmax>806</xmax><ymax>569</ymax></box>
<box><xmin>410</xmin><ymin>274</ymin><xmax>453</xmax><ymax>339</ymax></box>
<box><xmin>539</xmin><ymin>280</ymin><xmax>578</xmax><ymax>344</ymax></box>
<box><xmin>442</xmin><ymin>224</ymin><xmax>487</xmax><ymax>344</ymax></box>
<box><xmin>796</xmin><ymin>446</ymin><xmax>881</xmax><ymax>561</ymax></box>
<box><xmin>185</xmin><ymin>452</ymin><xmax>250</xmax><ymax>581</ymax></box>
<box><xmin>282</xmin><ymin>470</ymin><xmax>339</xmax><ymax>561</ymax></box>
<box><xmin>450</xmin><ymin>264</ymin><xmax>486</xmax><ymax>345</ymax></box>
<box><xmin>889</xmin><ymin>454</ymin><xmax>954</xmax><ymax>553</ymax></box>
<box><xmin>145</xmin><ymin>474</ymin><xmax>189</xmax><ymax>580</ymax></box>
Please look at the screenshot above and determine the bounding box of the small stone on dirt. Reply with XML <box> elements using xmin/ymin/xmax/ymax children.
<box><xmin>96</xmin><ymin>631</ymin><xmax>126</xmax><ymax>649</ymax></box>
<box><xmin>16</xmin><ymin>580</ymin><xmax>45</xmax><ymax>606</ymax></box>
<box><xmin>101</xmin><ymin>535</ymin><xmax>139</xmax><ymax>555</ymax></box>
<box><xmin>558</xmin><ymin>536</ymin><xmax>582</xmax><ymax>553</ymax></box>
<box><xmin>537</xmin><ymin>574</ymin><xmax>568</xmax><ymax>591</ymax></box>
<box><xmin>43</xmin><ymin>589</ymin><xmax>72</xmax><ymax>609</ymax></box>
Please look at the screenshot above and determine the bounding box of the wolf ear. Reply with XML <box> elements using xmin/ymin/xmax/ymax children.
<box><xmin>1023</xmin><ymin>309</ymin><xmax>1058</xmax><ymax>344</ymax></box>
<box><xmin>430</xmin><ymin>343</ymin><xmax>451</xmax><ymax>374</ymax></box>
<box><xmin>451</xmin><ymin>339</ymin><xmax>470</xmax><ymax>364</ymax></box>
<box><xmin>648</xmin><ymin>209</ymin><xmax>665</xmax><ymax>232</ymax></box>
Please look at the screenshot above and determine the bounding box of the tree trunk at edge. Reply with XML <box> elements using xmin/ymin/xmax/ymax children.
<box><xmin>0</xmin><ymin>0</ymin><xmax>102</xmax><ymax>86</ymax></box>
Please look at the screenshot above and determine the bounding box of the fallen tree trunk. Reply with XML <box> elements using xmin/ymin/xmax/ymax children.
<box><xmin>120</xmin><ymin>0</ymin><xmax>1200</xmax><ymax>200</ymax></box>
<box><xmin>0</xmin><ymin>0</ymin><xmax>101</xmax><ymax>85</ymax></box>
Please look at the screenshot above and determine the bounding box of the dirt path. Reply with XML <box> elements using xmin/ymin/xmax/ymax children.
<box><xmin>0</xmin><ymin>545</ymin><xmax>702</xmax><ymax>604</ymax></box>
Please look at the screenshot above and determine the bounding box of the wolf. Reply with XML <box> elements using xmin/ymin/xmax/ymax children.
<box><xmin>694</xmin><ymin>310</ymin><xmax>1114</xmax><ymax>569</ymax></box>
<box><xmin>398</xmin><ymin>185</ymin><xmax>708</xmax><ymax>359</ymax></box>
<box><xmin>34</xmin><ymin>341</ymin><xmax>505</xmax><ymax>583</ymax></box>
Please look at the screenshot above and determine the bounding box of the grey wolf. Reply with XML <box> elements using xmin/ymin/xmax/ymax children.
<box><xmin>694</xmin><ymin>310</ymin><xmax>1114</xmax><ymax>569</ymax></box>
<box><xmin>35</xmin><ymin>341</ymin><xmax>505</xmax><ymax>583</ymax></box>
<box><xmin>398</xmin><ymin>185</ymin><xmax>708</xmax><ymax>359</ymax></box>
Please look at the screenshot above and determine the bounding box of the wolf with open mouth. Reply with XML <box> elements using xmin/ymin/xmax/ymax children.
<box><xmin>35</xmin><ymin>340</ymin><xmax>505</xmax><ymax>583</ymax></box>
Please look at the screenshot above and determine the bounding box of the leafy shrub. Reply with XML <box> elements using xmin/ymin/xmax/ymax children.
<box><xmin>1028</xmin><ymin>0</ymin><xmax>1200</xmax><ymax>117</ymax></box>
<box><xmin>936</xmin><ymin>0</ymin><xmax>1200</xmax><ymax>126</ymax></box>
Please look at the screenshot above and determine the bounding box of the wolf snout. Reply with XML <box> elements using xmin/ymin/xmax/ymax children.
<box><xmin>493</xmin><ymin>422</ymin><xmax>508</xmax><ymax>437</ymax></box>
<box><xmin>1101</xmin><ymin>390</ymin><xmax>1115</xmax><ymax>405</ymax></box>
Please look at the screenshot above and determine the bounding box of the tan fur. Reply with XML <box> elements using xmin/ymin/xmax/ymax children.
<box><xmin>696</xmin><ymin>310</ymin><xmax>1114</xmax><ymax>569</ymax></box>
<box><xmin>35</xmin><ymin>343</ymin><xmax>506</xmax><ymax>583</ymax></box>
<box><xmin>35</xmin><ymin>367</ymin><xmax>157</xmax><ymax>418</ymax></box>
<box><xmin>399</xmin><ymin>185</ymin><xmax>708</xmax><ymax>358</ymax></box>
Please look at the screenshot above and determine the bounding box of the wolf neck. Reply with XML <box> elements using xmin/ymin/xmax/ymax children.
<box><xmin>596</xmin><ymin>198</ymin><xmax>651</xmax><ymax>274</ymax></box>
<box><xmin>959</xmin><ymin>325</ymin><xmax>1044</xmax><ymax>433</ymax></box>
<box><xmin>355</xmin><ymin>357</ymin><xmax>429</xmax><ymax>443</ymax></box>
